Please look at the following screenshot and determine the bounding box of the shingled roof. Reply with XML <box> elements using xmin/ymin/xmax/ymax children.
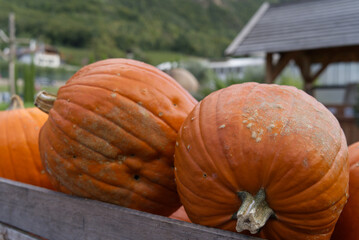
<box><xmin>225</xmin><ymin>0</ymin><xmax>359</xmax><ymax>56</ymax></box>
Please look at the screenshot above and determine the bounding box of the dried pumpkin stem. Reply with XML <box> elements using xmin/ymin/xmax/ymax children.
<box><xmin>236</xmin><ymin>188</ymin><xmax>274</xmax><ymax>234</ymax></box>
<box><xmin>7</xmin><ymin>95</ymin><xmax>24</xmax><ymax>110</ymax></box>
<box><xmin>34</xmin><ymin>91</ymin><xmax>57</xmax><ymax>114</ymax></box>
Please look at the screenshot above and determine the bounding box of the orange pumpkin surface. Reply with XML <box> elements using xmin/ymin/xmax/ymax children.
<box><xmin>0</xmin><ymin>96</ymin><xmax>53</xmax><ymax>189</ymax></box>
<box><xmin>331</xmin><ymin>142</ymin><xmax>359</xmax><ymax>240</ymax></box>
<box><xmin>169</xmin><ymin>205</ymin><xmax>191</xmax><ymax>222</ymax></box>
<box><xmin>174</xmin><ymin>82</ymin><xmax>349</xmax><ymax>239</ymax></box>
<box><xmin>36</xmin><ymin>58</ymin><xmax>197</xmax><ymax>216</ymax></box>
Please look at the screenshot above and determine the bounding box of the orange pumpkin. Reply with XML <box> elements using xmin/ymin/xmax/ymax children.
<box><xmin>174</xmin><ymin>82</ymin><xmax>349</xmax><ymax>239</ymax></box>
<box><xmin>169</xmin><ymin>206</ymin><xmax>191</xmax><ymax>222</ymax></box>
<box><xmin>331</xmin><ymin>142</ymin><xmax>359</xmax><ymax>240</ymax></box>
<box><xmin>0</xmin><ymin>95</ymin><xmax>53</xmax><ymax>189</ymax></box>
<box><xmin>35</xmin><ymin>58</ymin><xmax>197</xmax><ymax>216</ymax></box>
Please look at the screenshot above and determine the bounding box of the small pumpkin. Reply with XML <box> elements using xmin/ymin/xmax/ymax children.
<box><xmin>0</xmin><ymin>95</ymin><xmax>53</xmax><ymax>189</ymax></box>
<box><xmin>169</xmin><ymin>206</ymin><xmax>191</xmax><ymax>222</ymax></box>
<box><xmin>35</xmin><ymin>58</ymin><xmax>197</xmax><ymax>216</ymax></box>
<box><xmin>174</xmin><ymin>82</ymin><xmax>349</xmax><ymax>239</ymax></box>
<box><xmin>331</xmin><ymin>142</ymin><xmax>359</xmax><ymax>240</ymax></box>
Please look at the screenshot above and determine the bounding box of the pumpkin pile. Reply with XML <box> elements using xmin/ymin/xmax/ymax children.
<box><xmin>1</xmin><ymin>58</ymin><xmax>346</xmax><ymax>239</ymax></box>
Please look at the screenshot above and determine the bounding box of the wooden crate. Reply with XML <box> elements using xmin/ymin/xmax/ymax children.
<box><xmin>0</xmin><ymin>178</ymin><xmax>260</xmax><ymax>240</ymax></box>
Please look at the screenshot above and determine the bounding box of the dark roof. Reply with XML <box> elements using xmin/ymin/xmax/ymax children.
<box><xmin>225</xmin><ymin>0</ymin><xmax>359</xmax><ymax>56</ymax></box>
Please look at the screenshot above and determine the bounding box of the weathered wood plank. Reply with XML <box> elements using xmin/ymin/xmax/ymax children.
<box><xmin>0</xmin><ymin>222</ymin><xmax>41</xmax><ymax>240</ymax></box>
<box><xmin>0</xmin><ymin>178</ymin><xmax>260</xmax><ymax>240</ymax></box>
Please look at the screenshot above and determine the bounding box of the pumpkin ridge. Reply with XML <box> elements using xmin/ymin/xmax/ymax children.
<box><xmin>41</xmin><ymin>123</ymin><xmax>108</xmax><ymax>197</ymax></box>
<box><xmin>263</xmin><ymin>88</ymin><xmax>296</xmax><ymax>189</ymax></box>
<box><xmin>101</xmin><ymin>60</ymin><xmax>196</xmax><ymax>100</ymax></box>
<box><xmin>45</xmin><ymin>150</ymin><xmax>97</xmax><ymax>198</ymax></box>
<box><xmin>271</xmin><ymin>134</ymin><xmax>346</xmax><ymax>210</ymax></box>
<box><xmin>67</xmin><ymin>67</ymin><xmax>195</xmax><ymax>108</ymax></box>
<box><xmin>175</xmin><ymin>133</ymin><xmax>238</xmax><ymax>206</ymax></box>
<box><xmin>45</xmin><ymin>118</ymin><xmax>179</xmax><ymax>206</ymax></box>
<box><xmin>49</xmin><ymin>143</ymin><xmax>177</xmax><ymax>208</ymax></box>
<box><xmin>71</xmin><ymin>156</ymin><xmax>178</xmax><ymax>195</ymax></box>
<box><xmin>4</xmin><ymin>113</ymin><xmax>17</xmax><ymax>180</ymax></box>
<box><xmin>49</xmin><ymin>108</ymin><xmax>119</xmax><ymax>160</ymax></box>
<box><xmin>216</xmin><ymin>87</ymin><xmax>244</xmax><ymax>190</ymax></box>
<box><xmin>277</xmin><ymin>193</ymin><xmax>347</xmax><ymax>231</ymax></box>
<box><xmin>176</xmin><ymin>166</ymin><xmax>234</xmax><ymax>206</ymax></box>
<box><xmin>54</xmin><ymin>97</ymin><xmax>168</xmax><ymax>157</ymax></box>
<box><xmin>59</xmin><ymin>82</ymin><xmax>179</xmax><ymax>133</ymax></box>
<box><xmin>197</xmin><ymin>100</ymin><xmax>239</xmax><ymax>192</ymax></box>
<box><xmin>17</xmin><ymin>110</ymin><xmax>40</xmax><ymax>180</ymax></box>
<box><xmin>48</xmin><ymin>113</ymin><xmax>179</xmax><ymax>191</ymax></box>
<box><xmin>219</xmin><ymin>83</ymin><xmax>261</xmax><ymax>191</ymax></box>
<box><xmin>66</xmin><ymin>59</ymin><xmax>195</xmax><ymax>104</ymax></box>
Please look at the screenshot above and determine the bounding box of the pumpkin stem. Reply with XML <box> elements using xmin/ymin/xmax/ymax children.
<box><xmin>236</xmin><ymin>188</ymin><xmax>274</xmax><ymax>234</ymax></box>
<box><xmin>7</xmin><ymin>95</ymin><xmax>25</xmax><ymax>110</ymax></box>
<box><xmin>34</xmin><ymin>91</ymin><xmax>57</xmax><ymax>114</ymax></box>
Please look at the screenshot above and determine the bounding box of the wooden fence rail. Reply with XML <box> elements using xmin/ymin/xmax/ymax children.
<box><xmin>0</xmin><ymin>178</ymin><xmax>260</xmax><ymax>240</ymax></box>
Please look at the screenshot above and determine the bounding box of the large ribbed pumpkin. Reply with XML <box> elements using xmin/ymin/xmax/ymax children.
<box><xmin>36</xmin><ymin>58</ymin><xmax>197</xmax><ymax>216</ymax></box>
<box><xmin>174</xmin><ymin>82</ymin><xmax>349</xmax><ymax>239</ymax></box>
<box><xmin>0</xmin><ymin>95</ymin><xmax>53</xmax><ymax>189</ymax></box>
<box><xmin>331</xmin><ymin>142</ymin><xmax>359</xmax><ymax>240</ymax></box>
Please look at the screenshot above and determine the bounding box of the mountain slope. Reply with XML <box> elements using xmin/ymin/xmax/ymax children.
<box><xmin>0</xmin><ymin>0</ymin><xmax>290</xmax><ymax>60</ymax></box>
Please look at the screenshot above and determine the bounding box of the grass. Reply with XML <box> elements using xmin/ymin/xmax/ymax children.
<box><xmin>0</xmin><ymin>101</ymin><xmax>36</xmax><ymax>111</ymax></box>
<box><xmin>58</xmin><ymin>46</ymin><xmax>94</xmax><ymax>66</ymax></box>
<box><xmin>143</xmin><ymin>50</ymin><xmax>199</xmax><ymax>66</ymax></box>
<box><xmin>58</xmin><ymin>47</ymin><xmax>199</xmax><ymax>67</ymax></box>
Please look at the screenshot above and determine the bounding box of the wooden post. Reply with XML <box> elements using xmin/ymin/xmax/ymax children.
<box><xmin>265</xmin><ymin>53</ymin><xmax>273</xmax><ymax>83</ymax></box>
<box><xmin>8</xmin><ymin>13</ymin><xmax>16</xmax><ymax>96</ymax></box>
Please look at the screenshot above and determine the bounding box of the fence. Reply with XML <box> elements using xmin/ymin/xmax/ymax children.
<box><xmin>0</xmin><ymin>178</ymin><xmax>260</xmax><ymax>240</ymax></box>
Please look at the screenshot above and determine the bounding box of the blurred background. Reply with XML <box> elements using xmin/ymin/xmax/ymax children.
<box><xmin>0</xmin><ymin>0</ymin><xmax>358</xmax><ymax>142</ymax></box>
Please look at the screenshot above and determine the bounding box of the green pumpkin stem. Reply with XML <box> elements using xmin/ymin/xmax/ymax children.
<box><xmin>35</xmin><ymin>91</ymin><xmax>57</xmax><ymax>114</ymax></box>
<box><xmin>236</xmin><ymin>188</ymin><xmax>274</xmax><ymax>234</ymax></box>
<box><xmin>7</xmin><ymin>95</ymin><xmax>25</xmax><ymax>110</ymax></box>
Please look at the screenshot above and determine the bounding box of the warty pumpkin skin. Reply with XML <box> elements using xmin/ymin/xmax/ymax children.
<box><xmin>331</xmin><ymin>142</ymin><xmax>359</xmax><ymax>240</ymax></box>
<box><xmin>36</xmin><ymin>58</ymin><xmax>197</xmax><ymax>216</ymax></box>
<box><xmin>174</xmin><ymin>82</ymin><xmax>349</xmax><ymax>239</ymax></box>
<box><xmin>0</xmin><ymin>96</ymin><xmax>53</xmax><ymax>189</ymax></box>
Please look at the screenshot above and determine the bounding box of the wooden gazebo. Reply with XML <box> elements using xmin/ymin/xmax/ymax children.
<box><xmin>225</xmin><ymin>0</ymin><xmax>359</xmax><ymax>94</ymax></box>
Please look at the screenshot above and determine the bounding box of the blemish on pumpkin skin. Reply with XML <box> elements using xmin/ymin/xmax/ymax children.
<box><xmin>246</xmin><ymin>123</ymin><xmax>253</xmax><ymax>128</ymax></box>
<box><xmin>111</xmin><ymin>93</ymin><xmax>116</xmax><ymax>98</ymax></box>
<box><xmin>187</xmin><ymin>145</ymin><xmax>191</xmax><ymax>151</ymax></box>
<box><xmin>137</xmin><ymin>102</ymin><xmax>143</xmax><ymax>106</ymax></box>
<box><xmin>251</xmin><ymin>131</ymin><xmax>257</xmax><ymax>139</ymax></box>
<box><xmin>242</xmin><ymin>120</ymin><xmax>248</xmax><ymax>123</ymax></box>
<box><xmin>219</xmin><ymin>124</ymin><xmax>226</xmax><ymax>129</ymax></box>
<box><xmin>302</xmin><ymin>158</ymin><xmax>309</xmax><ymax>168</ymax></box>
<box><xmin>191</xmin><ymin>117</ymin><xmax>196</xmax><ymax>121</ymax></box>
<box><xmin>203</xmin><ymin>173</ymin><xmax>207</xmax><ymax>178</ymax></box>
<box><xmin>158</xmin><ymin>112</ymin><xmax>163</xmax><ymax>117</ymax></box>
<box><xmin>141</xmin><ymin>88</ymin><xmax>148</xmax><ymax>95</ymax></box>
<box><xmin>175</xmin><ymin>141</ymin><xmax>179</xmax><ymax>147</ymax></box>
<box><xmin>267</xmin><ymin>124</ymin><xmax>275</xmax><ymax>131</ymax></box>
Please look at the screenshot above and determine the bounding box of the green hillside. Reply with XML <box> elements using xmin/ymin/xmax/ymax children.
<box><xmin>0</xmin><ymin>0</ymin><xmax>291</xmax><ymax>65</ymax></box>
